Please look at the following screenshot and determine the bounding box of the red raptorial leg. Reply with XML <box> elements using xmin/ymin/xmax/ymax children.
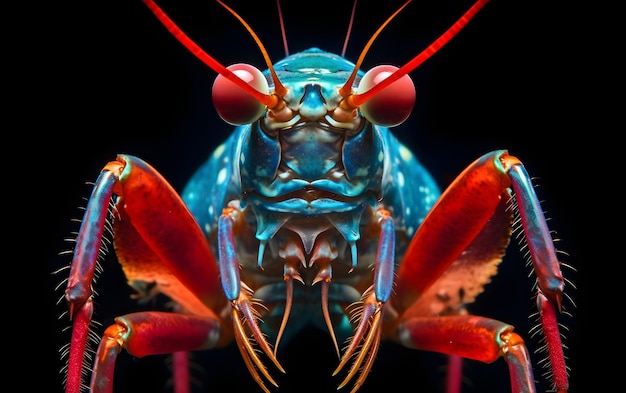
<box><xmin>393</xmin><ymin>151</ymin><xmax>512</xmax><ymax>311</ymax></box>
<box><xmin>392</xmin><ymin>150</ymin><xmax>570</xmax><ymax>392</ymax></box>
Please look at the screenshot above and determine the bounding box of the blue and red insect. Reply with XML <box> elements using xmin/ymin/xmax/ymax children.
<box><xmin>59</xmin><ymin>0</ymin><xmax>572</xmax><ymax>392</ymax></box>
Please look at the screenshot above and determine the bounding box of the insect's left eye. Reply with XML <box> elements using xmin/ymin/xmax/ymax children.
<box><xmin>212</xmin><ymin>64</ymin><xmax>269</xmax><ymax>125</ymax></box>
<box><xmin>357</xmin><ymin>65</ymin><xmax>415</xmax><ymax>127</ymax></box>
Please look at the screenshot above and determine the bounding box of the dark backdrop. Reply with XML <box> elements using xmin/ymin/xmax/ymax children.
<box><xmin>32</xmin><ymin>1</ymin><xmax>589</xmax><ymax>392</ymax></box>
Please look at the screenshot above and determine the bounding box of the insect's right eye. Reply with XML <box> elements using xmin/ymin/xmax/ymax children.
<box><xmin>356</xmin><ymin>65</ymin><xmax>415</xmax><ymax>127</ymax></box>
<box><xmin>212</xmin><ymin>64</ymin><xmax>269</xmax><ymax>125</ymax></box>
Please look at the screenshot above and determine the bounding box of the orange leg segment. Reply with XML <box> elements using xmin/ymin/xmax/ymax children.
<box><xmin>91</xmin><ymin>312</ymin><xmax>221</xmax><ymax>393</ymax></box>
<box><xmin>397</xmin><ymin>315</ymin><xmax>536</xmax><ymax>393</ymax></box>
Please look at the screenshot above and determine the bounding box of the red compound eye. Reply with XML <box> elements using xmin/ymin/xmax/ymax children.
<box><xmin>212</xmin><ymin>64</ymin><xmax>269</xmax><ymax>125</ymax></box>
<box><xmin>357</xmin><ymin>65</ymin><xmax>415</xmax><ymax>127</ymax></box>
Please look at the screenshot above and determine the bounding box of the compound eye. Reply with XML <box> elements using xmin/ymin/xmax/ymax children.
<box><xmin>357</xmin><ymin>65</ymin><xmax>415</xmax><ymax>127</ymax></box>
<box><xmin>212</xmin><ymin>64</ymin><xmax>269</xmax><ymax>125</ymax></box>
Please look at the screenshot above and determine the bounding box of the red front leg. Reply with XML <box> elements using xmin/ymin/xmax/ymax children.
<box><xmin>393</xmin><ymin>150</ymin><xmax>516</xmax><ymax>306</ymax></box>
<box><xmin>63</xmin><ymin>155</ymin><xmax>229</xmax><ymax>393</ymax></box>
<box><xmin>390</xmin><ymin>150</ymin><xmax>569</xmax><ymax>392</ymax></box>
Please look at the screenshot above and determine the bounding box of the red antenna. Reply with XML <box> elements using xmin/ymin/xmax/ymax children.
<box><xmin>276</xmin><ymin>0</ymin><xmax>289</xmax><ymax>56</ymax></box>
<box><xmin>341</xmin><ymin>0</ymin><xmax>358</xmax><ymax>57</ymax></box>
<box><xmin>346</xmin><ymin>0</ymin><xmax>489</xmax><ymax>107</ymax></box>
<box><xmin>142</xmin><ymin>0</ymin><xmax>278</xmax><ymax>107</ymax></box>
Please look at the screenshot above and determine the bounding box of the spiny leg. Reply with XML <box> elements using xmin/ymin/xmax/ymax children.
<box><xmin>218</xmin><ymin>205</ymin><xmax>285</xmax><ymax>392</ymax></box>
<box><xmin>334</xmin><ymin>208</ymin><xmax>395</xmax><ymax>392</ymax></box>
<box><xmin>334</xmin><ymin>289</ymin><xmax>383</xmax><ymax>393</ymax></box>
<box><xmin>391</xmin><ymin>150</ymin><xmax>570</xmax><ymax>392</ymax></box>
<box><xmin>63</xmin><ymin>156</ymin><xmax>226</xmax><ymax>393</ymax></box>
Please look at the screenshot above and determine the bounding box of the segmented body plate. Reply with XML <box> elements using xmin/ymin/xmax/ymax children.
<box><xmin>182</xmin><ymin>49</ymin><xmax>440</xmax><ymax>340</ymax></box>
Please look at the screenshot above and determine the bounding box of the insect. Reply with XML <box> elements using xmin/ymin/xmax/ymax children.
<box><xmin>57</xmin><ymin>0</ymin><xmax>574</xmax><ymax>392</ymax></box>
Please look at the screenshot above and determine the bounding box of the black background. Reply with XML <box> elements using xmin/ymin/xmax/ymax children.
<box><xmin>28</xmin><ymin>0</ymin><xmax>593</xmax><ymax>392</ymax></box>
